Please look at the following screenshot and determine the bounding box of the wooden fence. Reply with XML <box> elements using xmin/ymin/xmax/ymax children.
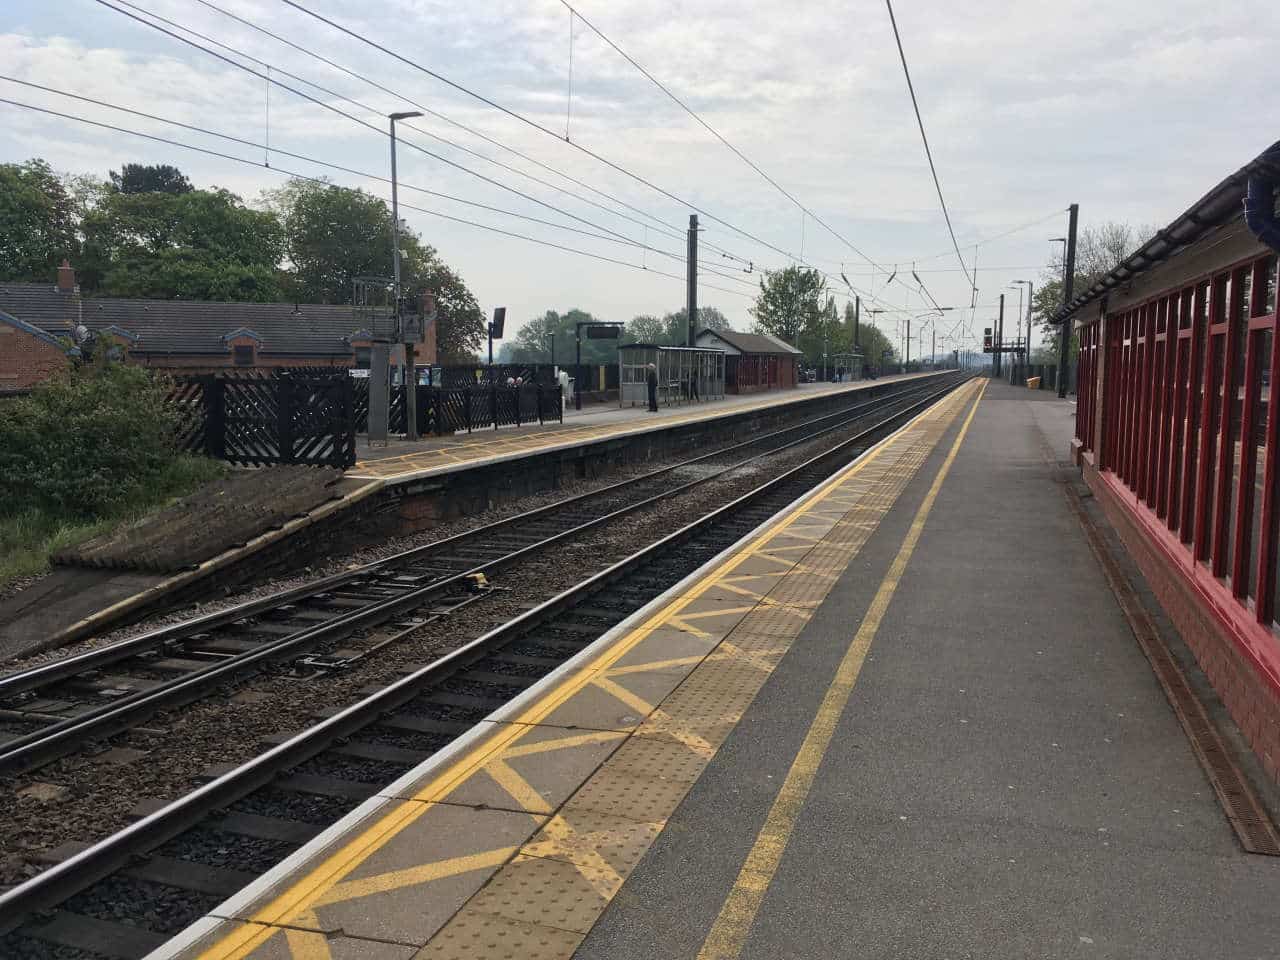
<box><xmin>167</xmin><ymin>372</ymin><xmax>356</xmax><ymax>468</ymax></box>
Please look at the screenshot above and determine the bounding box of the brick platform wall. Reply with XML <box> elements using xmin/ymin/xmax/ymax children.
<box><xmin>1083</xmin><ymin>457</ymin><xmax>1280</xmax><ymax>787</ymax></box>
<box><xmin>0</xmin><ymin>324</ymin><xmax>69</xmax><ymax>391</ymax></box>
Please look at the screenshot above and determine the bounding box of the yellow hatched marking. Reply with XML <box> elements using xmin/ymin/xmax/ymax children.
<box><xmin>501</xmin><ymin>729</ymin><xmax>626</xmax><ymax>759</ymax></box>
<box><xmin>592</xmin><ymin>676</ymin><xmax>655</xmax><ymax>717</ymax></box>
<box><xmin>195</xmin><ymin>381</ymin><xmax>976</xmax><ymax>960</ymax></box>
<box><xmin>664</xmin><ymin>616</ymin><xmax>714</xmax><ymax>638</ymax></box>
<box><xmin>644</xmin><ymin>708</ymin><xmax>717</xmax><ymax>759</ymax></box>
<box><xmin>606</xmin><ymin>655</ymin><xmax>705</xmax><ymax>677</ymax></box>
<box><xmin>314</xmin><ymin>848</ymin><xmax>516</xmax><ymax>907</ymax></box>
<box><xmin>523</xmin><ymin>816</ymin><xmax>628</xmax><ymax>899</ymax></box>
<box><xmin>484</xmin><ymin>760</ymin><xmax>554</xmax><ymax>817</ymax></box>
<box><xmin>282</xmin><ymin>913</ymin><xmax>329</xmax><ymax>960</ymax></box>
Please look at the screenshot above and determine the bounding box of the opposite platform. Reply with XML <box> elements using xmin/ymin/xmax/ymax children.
<box><xmin>349</xmin><ymin>372</ymin><xmax>934</xmax><ymax>484</ymax></box>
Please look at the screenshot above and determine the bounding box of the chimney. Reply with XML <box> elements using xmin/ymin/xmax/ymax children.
<box><xmin>56</xmin><ymin>260</ymin><xmax>76</xmax><ymax>293</ymax></box>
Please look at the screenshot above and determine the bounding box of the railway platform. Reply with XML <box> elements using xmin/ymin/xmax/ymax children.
<box><xmin>152</xmin><ymin>378</ymin><xmax>1280</xmax><ymax>960</ymax></box>
<box><xmin>350</xmin><ymin>372</ymin><xmax>931</xmax><ymax>484</ymax></box>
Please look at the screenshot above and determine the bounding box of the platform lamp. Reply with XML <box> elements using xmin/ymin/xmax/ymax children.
<box><xmin>1048</xmin><ymin>238</ymin><xmax>1067</xmax><ymax>371</ymax></box>
<box><xmin>389</xmin><ymin>109</ymin><xmax>423</xmax><ymax>439</ymax></box>
<box><xmin>866</xmin><ymin>308</ymin><xmax>887</xmax><ymax>370</ymax></box>
<box><xmin>1011</xmin><ymin>280</ymin><xmax>1034</xmax><ymax>375</ymax></box>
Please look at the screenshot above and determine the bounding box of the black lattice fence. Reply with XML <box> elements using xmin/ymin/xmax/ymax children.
<box><xmin>167</xmin><ymin>372</ymin><xmax>355</xmax><ymax>468</ymax></box>
<box><xmin>350</xmin><ymin>382</ymin><xmax>563</xmax><ymax>435</ymax></box>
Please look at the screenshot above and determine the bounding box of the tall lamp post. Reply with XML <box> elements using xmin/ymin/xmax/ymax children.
<box><xmin>1011</xmin><ymin>279</ymin><xmax>1034</xmax><ymax>376</ymax></box>
<box><xmin>390</xmin><ymin>110</ymin><xmax>423</xmax><ymax>439</ymax></box>
<box><xmin>1049</xmin><ymin>237</ymin><xmax>1067</xmax><ymax>391</ymax></box>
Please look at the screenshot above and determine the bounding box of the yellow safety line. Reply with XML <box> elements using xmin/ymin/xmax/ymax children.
<box><xmin>695</xmin><ymin>379</ymin><xmax>986</xmax><ymax>960</ymax></box>
<box><xmin>193</xmin><ymin>381</ymin><xmax>974</xmax><ymax>960</ymax></box>
<box><xmin>351</xmin><ymin>378</ymin><xmax>927</xmax><ymax>479</ymax></box>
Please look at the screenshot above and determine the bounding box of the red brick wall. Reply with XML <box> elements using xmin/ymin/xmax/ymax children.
<box><xmin>1083</xmin><ymin>457</ymin><xmax>1280</xmax><ymax>786</ymax></box>
<box><xmin>0</xmin><ymin>325</ymin><xmax>69</xmax><ymax>390</ymax></box>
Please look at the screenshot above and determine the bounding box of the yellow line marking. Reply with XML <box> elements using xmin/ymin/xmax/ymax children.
<box><xmin>282</xmin><ymin>914</ymin><xmax>329</xmax><ymax>960</ymax></box>
<box><xmin>695</xmin><ymin>379</ymin><xmax>986</xmax><ymax>960</ymax></box>
<box><xmin>314</xmin><ymin>847</ymin><xmax>516</xmax><ymax>906</ymax></box>
<box><xmin>524</xmin><ymin>816</ymin><xmax>628</xmax><ymax>898</ymax></box>
<box><xmin>592</xmin><ymin>676</ymin><xmax>656</xmax><ymax>717</ymax></box>
<box><xmin>501</xmin><ymin>729</ymin><xmax>626</xmax><ymax>759</ymax></box>
<box><xmin>606</xmin><ymin>655</ymin><xmax>705</xmax><ymax>677</ymax></box>
<box><xmin>194</xmin><ymin>383</ymin><xmax>966</xmax><ymax>960</ymax></box>
<box><xmin>483</xmin><ymin>760</ymin><xmax>554</xmax><ymax>818</ymax></box>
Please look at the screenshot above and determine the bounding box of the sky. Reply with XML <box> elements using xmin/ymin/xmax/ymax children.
<box><xmin>4</xmin><ymin>0</ymin><xmax>1279</xmax><ymax>358</ymax></box>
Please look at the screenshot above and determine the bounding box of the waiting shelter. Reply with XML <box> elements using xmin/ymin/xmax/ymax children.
<box><xmin>830</xmin><ymin>351</ymin><xmax>864</xmax><ymax>381</ymax></box>
<box><xmin>618</xmin><ymin>344</ymin><xmax>726</xmax><ymax>407</ymax></box>
<box><xmin>695</xmin><ymin>328</ymin><xmax>802</xmax><ymax>393</ymax></box>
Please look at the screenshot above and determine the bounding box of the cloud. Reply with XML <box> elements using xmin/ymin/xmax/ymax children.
<box><xmin>3</xmin><ymin>0</ymin><xmax>1279</xmax><ymax>344</ymax></box>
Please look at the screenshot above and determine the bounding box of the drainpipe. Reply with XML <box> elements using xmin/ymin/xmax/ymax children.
<box><xmin>1243</xmin><ymin>176</ymin><xmax>1280</xmax><ymax>253</ymax></box>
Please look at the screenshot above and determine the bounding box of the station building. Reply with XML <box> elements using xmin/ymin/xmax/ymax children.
<box><xmin>1061</xmin><ymin>140</ymin><xmax>1280</xmax><ymax>785</ymax></box>
<box><xmin>694</xmin><ymin>327</ymin><xmax>802</xmax><ymax>392</ymax></box>
<box><xmin>0</xmin><ymin>262</ymin><xmax>434</xmax><ymax>391</ymax></box>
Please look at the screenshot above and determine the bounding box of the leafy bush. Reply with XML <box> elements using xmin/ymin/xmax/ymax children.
<box><xmin>0</xmin><ymin>364</ymin><xmax>221</xmax><ymax>520</ymax></box>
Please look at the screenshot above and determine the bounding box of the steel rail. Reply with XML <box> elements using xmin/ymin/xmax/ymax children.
<box><xmin>0</xmin><ymin>375</ymin><xmax>968</xmax><ymax>933</ymax></box>
<box><xmin>0</xmin><ymin>378</ymin><xmax>954</xmax><ymax>774</ymax></box>
<box><xmin>0</xmin><ymin>378</ymin><xmax>937</xmax><ymax>700</ymax></box>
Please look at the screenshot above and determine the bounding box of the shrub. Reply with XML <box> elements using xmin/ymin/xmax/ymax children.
<box><xmin>0</xmin><ymin>363</ymin><xmax>187</xmax><ymax>520</ymax></box>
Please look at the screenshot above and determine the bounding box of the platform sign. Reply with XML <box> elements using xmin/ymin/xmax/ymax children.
<box><xmin>586</xmin><ymin>324</ymin><xmax>622</xmax><ymax>339</ymax></box>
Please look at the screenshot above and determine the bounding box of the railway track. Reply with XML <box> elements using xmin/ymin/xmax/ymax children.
<box><xmin>0</xmin><ymin>374</ymin><xmax>968</xmax><ymax>958</ymax></box>
<box><xmin>0</xmin><ymin>376</ymin><xmax>950</xmax><ymax>778</ymax></box>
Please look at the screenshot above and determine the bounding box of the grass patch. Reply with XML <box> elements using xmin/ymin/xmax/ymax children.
<box><xmin>0</xmin><ymin>453</ymin><xmax>226</xmax><ymax>589</ymax></box>
<box><xmin>0</xmin><ymin>361</ymin><xmax>229</xmax><ymax>592</ymax></box>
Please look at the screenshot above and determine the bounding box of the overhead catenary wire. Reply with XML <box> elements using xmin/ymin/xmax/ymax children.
<box><xmin>188</xmin><ymin>0</ymin><xmax>747</xmax><ymax>261</ymax></box>
<box><xmin>184</xmin><ymin>0</ymin><xmax>751</xmax><ymax>261</ymax></box>
<box><xmin>97</xmin><ymin>0</ymin><xmax>712</xmax><ymax>262</ymax></box>
<box><xmin>109</xmin><ymin>0</ymin><xmax>906</xmax><ymax>313</ymax></box>
<box><xmin>883</xmin><ymin>0</ymin><xmax>973</xmax><ymax>290</ymax></box>
<box><xmin>557</xmin><ymin>0</ymin><xmax>895</xmax><ymax>281</ymax></box>
<box><xmin>275</xmin><ymin>0</ymin><xmax>897</xmax><ymax>307</ymax></box>
<box><xmin>0</xmin><ymin>96</ymin><xmax>756</xmax><ymax>302</ymax></box>
<box><xmin>2</xmin><ymin>76</ymin><xmax>757</xmax><ymax>291</ymax></box>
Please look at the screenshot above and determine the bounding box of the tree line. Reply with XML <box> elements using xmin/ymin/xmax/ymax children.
<box><xmin>3</xmin><ymin>157</ymin><xmax>904</xmax><ymax>369</ymax></box>
<box><xmin>0</xmin><ymin>159</ymin><xmax>486</xmax><ymax>361</ymax></box>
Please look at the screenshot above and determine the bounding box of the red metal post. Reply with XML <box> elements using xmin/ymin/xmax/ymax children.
<box><xmin>1211</xmin><ymin>271</ymin><xmax>1244</xmax><ymax>578</ymax></box>
<box><xmin>1254</xmin><ymin>255</ymin><xmax>1280</xmax><ymax>622</ymax></box>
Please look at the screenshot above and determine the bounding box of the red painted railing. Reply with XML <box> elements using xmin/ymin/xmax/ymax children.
<box><xmin>1081</xmin><ymin>251</ymin><xmax>1280</xmax><ymax>644</ymax></box>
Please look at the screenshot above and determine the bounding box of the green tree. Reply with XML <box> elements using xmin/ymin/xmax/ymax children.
<box><xmin>510</xmin><ymin>309</ymin><xmax>616</xmax><ymax>365</ymax></box>
<box><xmin>1031</xmin><ymin>221</ymin><xmax>1153</xmax><ymax>353</ymax></box>
<box><xmin>750</xmin><ymin>266</ymin><xmax>825</xmax><ymax>345</ymax></box>
<box><xmin>0</xmin><ymin>159</ymin><xmax>78</xmax><ymax>282</ymax></box>
<box><xmin>80</xmin><ymin>188</ymin><xmax>284</xmax><ymax>300</ymax></box>
<box><xmin>109</xmin><ymin>163</ymin><xmax>193</xmax><ymax>195</ymax></box>
<box><xmin>262</xmin><ymin>179</ymin><xmax>484</xmax><ymax>359</ymax></box>
<box><xmin>625</xmin><ymin>314</ymin><xmax>667</xmax><ymax>344</ymax></box>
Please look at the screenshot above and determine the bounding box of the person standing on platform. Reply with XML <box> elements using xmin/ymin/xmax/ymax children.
<box><xmin>646</xmin><ymin>363</ymin><xmax>659</xmax><ymax>412</ymax></box>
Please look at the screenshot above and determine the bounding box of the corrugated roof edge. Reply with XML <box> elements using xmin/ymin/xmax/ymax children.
<box><xmin>1053</xmin><ymin>140</ymin><xmax>1280</xmax><ymax>326</ymax></box>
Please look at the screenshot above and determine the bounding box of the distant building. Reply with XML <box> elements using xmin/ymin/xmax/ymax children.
<box><xmin>0</xmin><ymin>262</ymin><xmax>436</xmax><ymax>392</ymax></box>
<box><xmin>694</xmin><ymin>328</ymin><xmax>802</xmax><ymax>393</ymax></box>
